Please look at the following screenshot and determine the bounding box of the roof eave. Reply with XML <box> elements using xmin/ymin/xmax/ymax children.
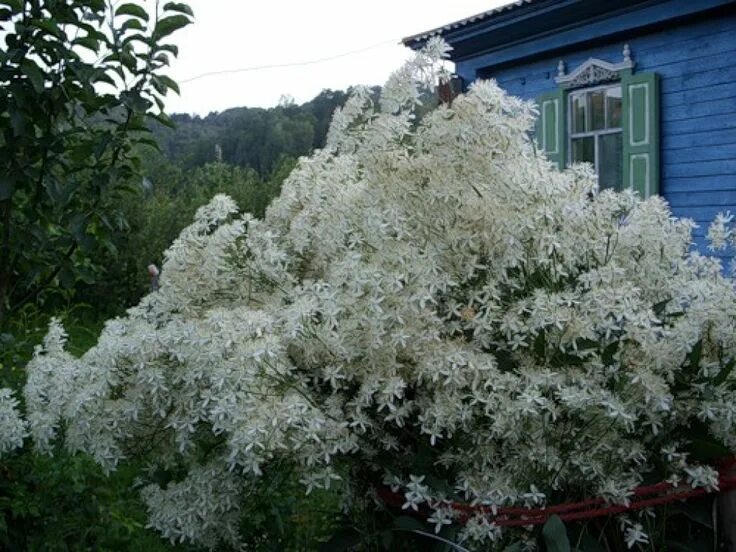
<box><xmin>401</xmin><ymin>0</ymin><xmax>538</xmax><ymax>47</ymax></box>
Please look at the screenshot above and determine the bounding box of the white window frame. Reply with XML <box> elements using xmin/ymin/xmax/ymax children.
<box><xmin>567</xmin><ymin>82</ymin><xmax>623</xmax><ymax>186</ymax></box>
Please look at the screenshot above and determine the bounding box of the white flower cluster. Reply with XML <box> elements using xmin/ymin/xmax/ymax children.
<box><xmin>708</xmin><ymin>211</ymin><xmax>736</xmax><ymax>273</ymax></box>
<box><xmin>0</xmin><ymin>388</ymin><xmax>27</xmax><ymax>456</ymax></box>
<box><xmin>620</xmin><ymin>518</ymin><xmax>649</xmax><ymax>549</ymax></box>
<box><xmin>22</xmin><ymin>37</ymin><xmax>736</xmax><ymax>547</ymax></box>
<box><xmin>141</xmin><ymin>462</ymin><xmax>243</xmax><ymax>549</ymax></box>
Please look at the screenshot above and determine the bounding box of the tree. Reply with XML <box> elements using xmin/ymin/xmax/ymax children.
<box><xmin>151</xmin><ymin>88</ymin><xmax>353</xmax><ymax>175</ymax></box>
<box><xmin>11</xmin><ymin>38</ymin><xmax>736</xmax><ymax>549</ymax></box>
<box><xmin>0</xmin><ymin>0</ymin><xmax>192</xmax><ymax>324</ymax></box>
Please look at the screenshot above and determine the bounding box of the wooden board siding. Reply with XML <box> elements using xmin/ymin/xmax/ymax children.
<box><xmin>456</xmin><ymin>12</ymin><xmax>736</xmax><ymax>268</ymax></box>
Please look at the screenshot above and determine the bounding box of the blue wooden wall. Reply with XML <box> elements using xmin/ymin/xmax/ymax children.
<box><xmin>456</xmin><ymin>12</ymin><xmax>736</xmax><ymax>268</ymax></box>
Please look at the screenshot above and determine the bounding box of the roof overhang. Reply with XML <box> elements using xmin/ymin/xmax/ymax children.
<box><xmin>403</xmin><ymin>0</ymin><xmax>736</xmax><ymax>66</ymax></box>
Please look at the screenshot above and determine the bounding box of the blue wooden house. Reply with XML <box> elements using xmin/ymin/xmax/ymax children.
<box><xmin>403</xmin><ymin>0</ymin><xmax>736</xmax><ymax>265</ymax></box>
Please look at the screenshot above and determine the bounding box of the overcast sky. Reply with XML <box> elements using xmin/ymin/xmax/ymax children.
<box><xmin>165</xmin><ymin>0</ymin><xmax>509</xmax><ymax>115</ymax></box>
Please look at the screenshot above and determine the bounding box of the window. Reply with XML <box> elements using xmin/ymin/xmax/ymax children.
<box><xmin>535</xmin><ymin>46</ymin><xmax>660</xmax><ymax>198</ymax></box>
<box><xmin>569</xmin><ymin>84</ymin><xmax>623</xmax><ymax>190</ymax></box>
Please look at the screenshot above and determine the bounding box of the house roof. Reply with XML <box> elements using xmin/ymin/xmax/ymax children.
<box><xmin>401</xmin><ymin>0</ymin><xmax>536</xmax><ymax>45</ymax></box>
<box><xmin>402</xmin><ymin>0</ymin><xmax>736</xmax><ymax>65</ymax></box>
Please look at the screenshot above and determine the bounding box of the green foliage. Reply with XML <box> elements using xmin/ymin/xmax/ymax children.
<box><xmin>1</xmin><ymin>304</ymin><xmax>341</xmax><ymax>550</ymax></box>
<box><xmin>236</xmin><ymin>465</ymin><xmax>342</xmax><ymax>551</ymax></box>
<box><xmin>0</xmin><ymin>307</ymin><xmax>173</xmax><ymax>551</ymax></box>
<box><xmin>152</xmin><ymin>88</ymin><xmax>355</xmax><ymax>175</ymax></box>
<box><xmin>0</xmin><ymin>303</ymin><xmax>103</xmax><ymax>388</ymax></box>
<box><xmin>0</xmin><ymin>0</ymin><xmax>192</xmax><ymax>325</ymax></box>
<box><xmin>542</xmin><ymin>516</ymin><xmax>571</xmax><ymax>552</ymax></box>
<box><xmin>78</xmin><ymin>155</ymin><xmax>294</xmax><ymax>314</ymax></box>
<box><xmin>0</xmin><ymin>450</ymin><xmax>177</xmax><ymax>551</ymax></box>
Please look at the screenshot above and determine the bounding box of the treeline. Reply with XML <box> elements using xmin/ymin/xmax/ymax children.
<box><xmin>151</xmin><ymin>88</ymin><xmax>360</xmax><ymax>176</ymax></box>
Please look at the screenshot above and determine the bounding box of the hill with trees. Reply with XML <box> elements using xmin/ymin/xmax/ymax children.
<box><xmin>151</xmin><ymin>88</ymin><xmax>357</xmax><ymax>176</ymax></box>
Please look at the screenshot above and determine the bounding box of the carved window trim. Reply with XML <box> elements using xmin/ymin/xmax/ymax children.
<box><xmin>555</xmin><ymin>44</ymin><xmax>634</xmax><ymax>89</ymax></box>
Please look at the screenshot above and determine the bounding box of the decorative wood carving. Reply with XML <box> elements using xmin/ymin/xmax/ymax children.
<box><xmin>555</xmin><ymin>44</ymin><xmax>635</xmax><ymax>88</ymax></box>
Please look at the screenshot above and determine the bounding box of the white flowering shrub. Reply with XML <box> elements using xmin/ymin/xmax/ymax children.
<box><xmin>708</xmin><ymin>211</ymin><xmax>736</xmax><ymax>274</ymax></box>
<box><xmin>0</xmin><ymin>388</ymin><xmax>27</xmax><ymax>457</ymax></box>
<box><xmin>17</xmin><ymin>38</ymin><xmax>736</xmax><ymax>548</ymax></box>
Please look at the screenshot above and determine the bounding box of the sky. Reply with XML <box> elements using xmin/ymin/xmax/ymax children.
<box><xmin>165</xmin><ymin>0</ymin><xmax>510</xmax><ymax>115</ymax></box>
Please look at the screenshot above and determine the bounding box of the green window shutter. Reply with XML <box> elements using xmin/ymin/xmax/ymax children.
<box><xmin>622</xmin><ymin>72</ymin><xmax>660</xmax><ymax>197</ymax></box>
<box><xmin>535</xmin><ymin>89</ymin><xmax>566</xmax><ymax>170</ymax></box>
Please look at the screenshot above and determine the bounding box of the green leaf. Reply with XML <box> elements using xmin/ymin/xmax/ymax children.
<box><xmin>163</xmin><ymin>2</ymin><xmax>194</xmax><ymax>16</ymax></box>
<box><xmin>73</xmin><ymin>36</ymin><xmax>100</xmax><ymax>53</ymax></box>
<box><xmin>686</xmin><ymin>437</ymin><xmax>731</xmax><ymax>462</ymax></box>
<box><xmin>58</xmin><ymin>266</ymin><xmax>76</xmax><ymax>289</ymax></box>
<box><xmin>92</xmin><ymin>70</ymin><xmax>117</xmax><ymax>87</ymax></box>
<box><xmin>69</xmin><ymin>213</ymin><xmax>89</xmax><ymax>242</ymax></box>
<box><xmin>393</xmin><ymin>515</ymin><xmax>427</xmax><ymax>532</ymax></box>
<box><xmin>542</xmin><ymin>515</ymin><xmax>571</xmax><ymax>552</ymax></box>
<box><xmin>120</xmin><ymin>50</ymin><xmax>138</xmax><ymax>72</ymax></box>
<box><xmin>123</xmin><ymin>91</ymin><xmax>150</xmax><ymax>112</ymax></box>
<box><xmin>147</xmin><ymin>112</ymin><xmax>175</xmax><ymax>129</ymax></box>
<box><xmin>153</xmin><ymin>52</ymin><xmax>171</xmax><ymax>66</ymax></box>
<box><xmin>21</xmin><ymin>59</ymin><xmax>44</xmax><ymax>93</ymax></box>
<box><xmin>380</xmin><ymin>529</ymin><xmax>394</xmax><ymax>549</ymax></box>
<box><xmin>534</xmin><ymin>328</ymin><xmax>546</xmax><ymax>358</ymax></box>
<box><xmin>159</xmin><ymin>43</ymin><xmax>179</xmax><ymax>57</ymax></box>
<box><xmin>688</xmin><ymin>340</ymin><xmax>703</xmax><ymax>369</ymax></box>
<box><xmin>121</xmin><ymin>18</ymin><xmax>146</xmax><ymax>32</ymax></box>
<box><xmin>150</xmin><ymin>93</ymin><xmax>164</xmax><ymax>111</ymax></box>
<box><xmin>319</xmin><ymin>528</ymin><xmax>361</xmax><ymax>552</ymax></box>
<box><xmin>9</xmin><ymin>105</ymin><xmax>25</xmax><ymax>136</ymax></box>
<box><xmin>78</xmin><ymin>24</ymin><xmax>108</xmax><ymax>42</ymax></box>
<box><xmin>31</xmin><ymin>18</ymin><xmax>64</xmax><ymax>39</ymax></box>
<box><xmin>0</xmin><ymin>174</ymin><xmax>14</xmax><ymax>200</ymax></box>
<box><xmin>85</xmin><ymin>0</ymin><xmax>107</xmax><ymax>11</ymax></box>
<box><xmin>668</xmin><ymin>497</ymin><xmax>714</xmax><ymax>529</ymax></box>
<box><xmin>432</xmin><ymin>525</ymin><xmax>458</xmax><ymax>552</ymax></box>
<box><xmin>153</xmin><ymin>14</ymin><xmax>191</xmax><ymax>40</ymax></box>
<box><xmin>601</xmin><ymin>340</ymin><xmax>619</xmax><ymax>365</ymax></box>
<box><xmin>713</xmin><ymin>358</ymin><xmax>735</xmax><ymax>386</ymax></box>
<box><xmin>666</xmin><ymin>534</ymin><xmax>714</xmax><ymax>552</ymax></box>
<box><xmin>150</xmin><ymin>75</ymin><xmax>167</xmax><ymax>96</ymax></box>
<box><xmin>116</xmin><ymin>3</ymin><xmax>149</xmax><ymax>21</ymax></box>
<box><xmin>567</xmin><ymin>524</ymin><xmax>605</xmax><ymax>552</ymax></box>
<box><xmin>652</xmin><ymin>297</ymin><xmax>670</xmax><ymax>317</ymax></box>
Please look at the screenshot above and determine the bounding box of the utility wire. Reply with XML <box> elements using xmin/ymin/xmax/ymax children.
<box><xmin>180</xmin><ymin>38</ymin><xmax>402</xmax><ymax>83</ymax></box>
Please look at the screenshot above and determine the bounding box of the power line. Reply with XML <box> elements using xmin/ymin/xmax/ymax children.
<box><xmin>180</xmin><ymin>38</ymin><xmax>402</xmax><ymax>84</ymax></box>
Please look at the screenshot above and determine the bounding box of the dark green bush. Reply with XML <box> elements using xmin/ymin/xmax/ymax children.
<box><xmin>75</xmin><ymin>154</ymin><xmax>294</xmax><ymax>316</ymax></box>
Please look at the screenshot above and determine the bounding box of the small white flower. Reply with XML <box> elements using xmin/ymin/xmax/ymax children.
<box><xmin>427</xmin><ymin>507</ymin><xmax>454</xmax><ymax>534</ymax></box>
<box><xmin>623</xmin><ymin>522</ymin><xmax>649</xmax><ymax>549</ymax></box>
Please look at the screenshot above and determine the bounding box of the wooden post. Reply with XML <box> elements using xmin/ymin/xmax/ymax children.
<box><xmin>148</xmin><ymin>264</ymin><xmax>160</xmax><ymax>292</ymax></box>
<box><xmin>438</xmin><ymin>75</ymin><xmax>464</xmax><ymax>105</ymax></box>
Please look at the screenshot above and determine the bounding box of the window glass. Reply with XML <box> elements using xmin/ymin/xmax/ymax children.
<box><xmin>571</xmin><ymin>136</ymin><xmax>594</xmax><ymax>165</ymax></box>
<box><xmin>606</xmin><ymin>87</ymin><xmax>622</xmax><ymax>128</ymax></box>
<box><xmin>571</xmin><ymin>94</ymin><xmax>586</xmax><ymax>133</ymax></box>
<box><xmin>599</xmin><ymin>133</ymin><xmax>623</xmax><ymax>190</ymax></box>
<box><xmin>589</xmin><ymin>91</ymin><xmax>606</xmax><ymax>131</ymax></box>
<box><xmin>568</xmin><ymin>84</ymin><xmax>624</xmax><ymax>189</ymax></box>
